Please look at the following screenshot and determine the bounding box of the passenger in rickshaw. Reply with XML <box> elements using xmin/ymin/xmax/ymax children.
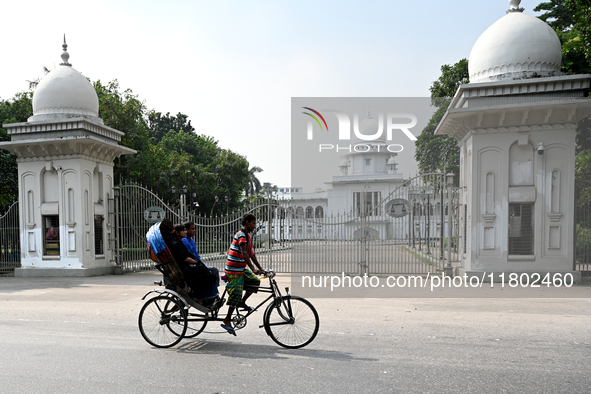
<box><xmin>159</xmin><ymin>219</ymin><xmax>219</xmax><ymax>303</ymax></box>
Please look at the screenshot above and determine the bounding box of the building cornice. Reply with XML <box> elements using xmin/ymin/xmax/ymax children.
<box><xmin>3</xmin><ymin>117</ymin><xmax>125</xmax><ymax>142</ymax></box>
<box><xmin>16</xmin><ymin>153</ymin><xmax>117</xmax><ymax>166</ymax></box>
<box><xmin>0</xmin><ymin>134</ymin><xmax>136</xmax><ymax>161</ymax></box>
<box><xmin>435</xmin><ymin>74</ymin><xmax>591</xmax><ymax>140</ymax></box>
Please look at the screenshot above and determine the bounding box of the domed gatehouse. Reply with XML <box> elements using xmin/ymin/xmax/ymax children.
<box><xmin>0</xmin><ymin>38</ymin><xmax>135</xmax><ymax>276</ymax></box>
<box><xmin>435</xmin><ymin>0</ymin><xmax>591</xmax><ymax>282</ymax></box>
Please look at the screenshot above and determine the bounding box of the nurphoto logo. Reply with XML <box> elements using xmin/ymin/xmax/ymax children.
<box><xmin>301</xmin><ymin>107</ymin><xmax>418</xmax><ymax>153</ymax></box>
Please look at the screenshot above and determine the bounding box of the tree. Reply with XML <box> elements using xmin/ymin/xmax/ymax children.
<box><xmin>207</xmin><ymin>149</ymin><xmax>249</xmax><ymax>216</ymax></box>
<box><xmin>93</xmin><ymin>79</ymin><xmax>153</xmax><ymax>184</ymax></box>
<box><xmin>534</xmin><ymin>0</ymin><xmax>591</xmax><ymax>75</ymax></box>
<box><xmin>564</xmin><ymin>0</ymin><xmax>591</xmax><ymax>64</ymax></box>
<box><xmin>534</xmin><ymin>0</ymin><xmax>576</xmax><ymax>30</ymax></box>
<box><xmin>414</xmin><ymin>59</ymin><xmax>469</xmax><ymax>180</ymax></box>
<box><xmin>536</xmin><ymin>0</ymin><xmax>591</xmax><ymax>205</ymax></box>
<box><xmin>0</xmin><ymin>92</ymin><xmax>33</xmax><ymax>209</ymax></box>
<box><xmin>0</xmin><ymin>77</ymin><xmax>256</xmax><ymax>216</ymax></box>
<box><xmin>244</xmin><ymin>166</ymin><xmax>263</xmax><ymax>197</ymax></box>
<box><xmin>147</xmin><ymin>111</ymin><xmax>195</xmax><ymax>143</ymax></box>
<box><xmin>157</xmin><ymin>129</ymin><xmax>250</xmax><ymax>216</ymax></box>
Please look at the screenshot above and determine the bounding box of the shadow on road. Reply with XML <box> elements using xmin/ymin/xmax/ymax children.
<box><xmin>173</xmin><ymin>339</ymin><xmax>378</xmax><ymax>362</ymax></box>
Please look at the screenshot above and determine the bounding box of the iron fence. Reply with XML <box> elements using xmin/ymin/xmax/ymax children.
<box><xmin>0</xmin><ymin>202</ymin><xmax>20</xmax><ymax>276</ymax></box>
<box><xmin>575</xmin><ymin>202</ymin><xmax>591</xmax><ymax>277</ymax></box>
<box><xmin>112</xmin><ymin>175</ymin><xmax>462</xmax><ymax>275</ymax></box>
<box><xmin>112</xmin><ymin>185</ymin><xmax>181</xmax><ymax>271</ymax></box>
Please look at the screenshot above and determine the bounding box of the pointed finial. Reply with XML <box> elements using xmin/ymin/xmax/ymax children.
<box><xmin>60</xmin><ymin>34</ymin><xmax>72</xmax><ymax>66</ymax></box>
<box><xmin>507</xmin><ymin>0</ymin><xmax>524</xmax><ymax>13</ymax></box>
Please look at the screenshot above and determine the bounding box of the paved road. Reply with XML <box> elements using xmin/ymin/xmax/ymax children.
<box><xmin>1</xmin><ymin>272</ymin><xmax>591</xmax><ymax>393</ymax></box>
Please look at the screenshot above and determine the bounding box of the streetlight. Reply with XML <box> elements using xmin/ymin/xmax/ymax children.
<box><xmin>446</xmin><ymin>173</ymin><xmax>455</xmax><ymax>187</ymax></box>
<box><xmin>171</xmin><ymin>185</ymin><xmax>188</xmax><ymax>221</ymax></box>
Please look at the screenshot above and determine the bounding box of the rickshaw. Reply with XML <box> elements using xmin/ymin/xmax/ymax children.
<box><xmin>138</xmin><ymin>222</ymin><xmax>319</xmax><ymax>349</ymax></box>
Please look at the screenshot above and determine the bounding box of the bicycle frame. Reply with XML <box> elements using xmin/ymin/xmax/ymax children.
<box><xmin>182</xmin><ymin>272</ymin><xmax>292</xmax><ymax>328</ymax></box>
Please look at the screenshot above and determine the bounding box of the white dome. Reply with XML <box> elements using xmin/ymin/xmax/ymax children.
<box><xmin>32</xmin><ymin>64</ymin><xmax>99</xmax><ymax>119</ymax></box>
<box><xmin>469</xmin><ymin>11</ymin><xmax>562</xmax><ymax>83</ymax></box>
<box><xmin>359</xmin><ymin>116</ymin><xmax>378</xmax><ymax>135</ymax></box>
<box><xmin>353</xmin><ymin>115</ymin><xmax>387</xmax><ymax>144</ymax></box>
<box><xmin>387</xmin><ymin>155</ymin><xmax>398</xmax><ymax>165</ymax></box>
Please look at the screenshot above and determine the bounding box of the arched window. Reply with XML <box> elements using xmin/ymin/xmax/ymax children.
<box><xmin>286</xmin><ymin>207</ymin><xmax>295</xmax><ymax>219</ymax></box>
<box><xmin>305</xmin><ymin>206</ymin><xmax>313</xmax><ymax>218</ymax></box>
<box><xmin>315</xmin><ymin>206</ymin><xmax>324</xmax><ymax>218</ymax></box>
<box><xmin>295</xmin><ymin>206</ymin><xmax>304</xmax><ymax>218</ymax></box>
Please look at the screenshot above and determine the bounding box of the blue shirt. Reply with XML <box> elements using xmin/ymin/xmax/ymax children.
<box><xmin>182</xmin><ymin>237</ymin><xmax>202</xmax><ymax>260</ymax></box>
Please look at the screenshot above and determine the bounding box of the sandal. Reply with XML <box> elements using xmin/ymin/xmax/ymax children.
<box><xmin>220</xmin><ymin>324</ymin><xmax>236</xmax><ymax>336</ymax></box>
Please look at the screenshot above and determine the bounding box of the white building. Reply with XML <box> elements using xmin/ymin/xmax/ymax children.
<box><xmin>0</xmin><ymin>40</ymin><xmax>135</xmax><ymax>276</ymax></box>
<box><xmin>435</xmin><ymin>0</ymin><xmax>591</xmax><ymax>280</ymax></box>
<box><xmin>273</xmin><ymin>113</ymin><xmax>443</xmax><ymax>241</ymax></box>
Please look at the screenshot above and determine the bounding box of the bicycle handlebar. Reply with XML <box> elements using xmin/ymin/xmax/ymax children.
<box><xmin>261</xmin><ymin>270</ymin><xmax>275</xmax><ymax>279</ymax></box>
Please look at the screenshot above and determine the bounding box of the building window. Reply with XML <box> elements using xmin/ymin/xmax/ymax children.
<box><xmin>94</xmin><ymin>215</ymin><xmax>104</xmax><ymax>255</ymax></box>
<box><xmin>365</xmin><ymin>159</ymin><xmax>371</xmax><ymax>166</ymax></box>
<box><xmin>508</xmin><ymin>203</ymin><xmax>534</xmax><ymax>255</ymax></box>
<box><xmin>315</xmin><ymin>206</ymin><xmax>324</xmax><ymax>218</ymax></box>
<box><xmin>353</xmin><ymin>191</ymin><xmax>381</xmax><ymax>216</ymax></box>
<box><xmin>305</xmin><ymin>206</ymin><xmax>314</xmax><ymax>218</ymax></box>
<box><xmin>44</xmin><ymin>215</ymin><xmax>60</xmax><ymax>256</ymax></box>
<box><xmin>296</xmin><ymin>206</ymin><xmax>304</xmax><ymax>218</ymax></box>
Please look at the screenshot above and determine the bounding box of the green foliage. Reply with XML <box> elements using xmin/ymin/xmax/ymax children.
<box><xmin>534</xmin><ymin>0</ymin><xmax>576</xmax><ymax>30</ymax></box>
<box><xmin>92</xmin><ymin>80</ymin><xmax>252</xmax><ymax>215</ymax></box>
<box><xmin>155</xmin><ymin>129</ymin><xmax>249</xmax><ymax>216</ymax></box>
<box><xmin>147</xmin><ymin>111</ymin><xmax>195</xmax><ymax>143</ymax></box>
<box><xmin>565</xmin><ymin>0</ymin><xmax>591</xmax><ymax>63</ymax></box>
<box><xmin>429</xmin><ymin>59</ymin><xmax>469</xmax><ymax>106</ymax></box>
<box><xmin>576</xmin><ymin>223</ymin><xmax>591</xmax><ymax>263</ymax></box>
<box><xmin>0</xmin><ymin>77</ymin><xmax>256</xmax><ymax>215</ymax></box>
<box><xmin>536</xmin><ymin>1</ymin><xmax>591</xmax><ymax>204</ymax></box>
<box><xmin>93</xmin><ymin>79</ymin><xmax>153</xmax><ymax>183</ymax></box>
<box><xmin>414</xmin><ymin>104</ymin><xmax>460</xmax><ymax>178</ymax></box>
<box><xmin>0</xmin><ymin>92</ymin><xmax>33</xmax><ymax>208</ymax></box>
<box><xmin>535</xmin><ymin>1</ymin><xmax>591</xmax><ymax>73</ymax></box>
<box><xmin>245</xmin><ymin>166</ymin><xmax>263</xmax><ymax>197</ymax></box>
<box><xmin>415</xmin><ymin>59</ymin><xmax>468</xmax><ymax>181</ymax></box>
<box><xmin>576</xmin><ymin>151</ymin><xmax>591</xmax><ymax>205</ymax></box>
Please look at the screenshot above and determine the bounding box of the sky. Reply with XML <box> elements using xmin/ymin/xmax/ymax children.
<box><xmin>0</xmin><ymin>0</ymin><xmax>545</xmax><ymax>191</ymax></box>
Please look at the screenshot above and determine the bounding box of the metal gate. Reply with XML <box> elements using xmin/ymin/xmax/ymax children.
<box><xmin>112</xmin><ymin>186</ymin><xmax>275</xmax><ymax>273</ymax></box>
<box><xmin>271</xmin><ymin>173</ymin><xmax>461</xmax><ymax>275</ymax></box>
<box><xmin>112</xmin><ymin>185</ymin><xmax>181</xmax><ymax>271</ymax></box>
<box><xmin>575</xmin><ymin>202</ymin><xmax>591</xmax><ymax>277</ymax></box>
<box><xmin>113</xmin><ymin>175</ymin><xmax>461</xmax><ymax>275</ymax></box>
<box><xmin>0</xmin><ymin>201</ymin><xmax>20</xmax><ymax>276</ymax></box>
